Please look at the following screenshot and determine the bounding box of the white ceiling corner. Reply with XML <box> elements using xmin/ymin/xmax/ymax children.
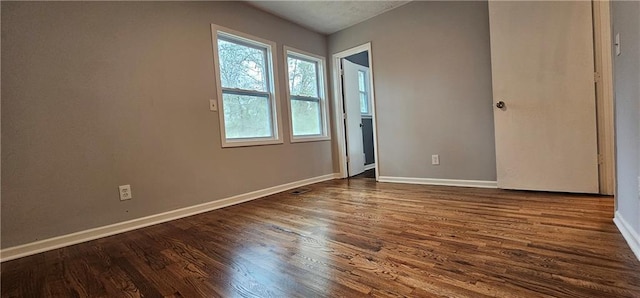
<box><xmin>246</xmin><ymin>1</ymin><xmax>412</xmax><ymax>35</ymax></box>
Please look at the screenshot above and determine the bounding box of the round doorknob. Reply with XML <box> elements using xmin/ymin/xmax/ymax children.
<box><xmin>496</xmin><ymin>101</ymin><xmax>506</xmax><ymax>109</ymax></box>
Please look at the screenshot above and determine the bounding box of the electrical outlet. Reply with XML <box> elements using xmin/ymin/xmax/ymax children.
<box><xmin>119</xmin><ymin>185</ymin><xmax>132</xmax><ymax>201</ymax></box>
<box><xmin>615</xmin><ymin>33</ymin><xmax>621</xmax><ymax>56</ymax></box>
<box><xmin>209</xmin><ymin>99</ymin><xmax>218</xmax><ymax>111</ymax></box>
<box><xmin>431</xmin><ymin>154</ymin><xmax>440</xmax><ymax>165</ymax></box>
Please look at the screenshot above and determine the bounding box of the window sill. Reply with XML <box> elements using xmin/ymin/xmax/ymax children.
<box><xmin>290</xmin><ymin>136</ymin><xmax>331</xmax><ymax>143</ymax></box>
<box><xmin>222</xmin><ymin>139</ymin><xmax>284</xmax><ymax>148</ymax></box>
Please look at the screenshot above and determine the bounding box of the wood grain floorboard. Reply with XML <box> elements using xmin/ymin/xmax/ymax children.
<box><xmin>2</xmin><ymin>179</ymin><xmax>640</xmax><ymax>297</ymax></box>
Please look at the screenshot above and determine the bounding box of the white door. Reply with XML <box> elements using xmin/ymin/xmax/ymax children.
<box><xmin>342</xmin><ymin>59</ymin><xmax>366</xmax><ymax>177</ymax></box>
<box><xmin>489</xmin><ymin>1</ymin><xmax>599</xmax><ymax>193</ymax></box>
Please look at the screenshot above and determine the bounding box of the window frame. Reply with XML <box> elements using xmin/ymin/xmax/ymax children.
<box><xmin>283</xmin><ymin>46</ymin><xmax>331</xmax><ymax>143</ymax></box>
<box><xmin>211</xmin><ymin>24</ymin><xmax>283</xmax><ymax>148</ymax></box>
<box><xmin>357</xmin><ymin>69</ymin><xmax>372</xmax><ymax>117</ymax></box>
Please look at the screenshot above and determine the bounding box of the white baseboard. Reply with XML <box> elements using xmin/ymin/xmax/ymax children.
<box><xmin>364</xmin><ymin>163</ymin><xmax>376</xmax><ymax>171</ymax></box>
<box><xmin>0</xmin><ymin>174</ymin><xmax>336</xmax><ymax>262</ymax></box>
<box><xmin>378</xmin><ymin>176</ymin><xmax>498</xmax><ymax>189</ymax></box>
<box><xmin>613</xmin><ymin>212</ymin><xmax>640</xmax><ymax>261</ymax></box>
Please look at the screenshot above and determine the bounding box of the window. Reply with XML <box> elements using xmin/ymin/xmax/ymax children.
<box><xmin>358</xmin><ymin>70</ymin><xmax>370</xmax><ymax>115</ymax></box>
<box><xmin>285</xmin><ymin>47</ymin><xmax>330</xmax><ymax>142</ymax></box>
<box><xmin>211</xmin><ymin>25</ymin><xmax>282</xmax><ymax>147</ymax></box>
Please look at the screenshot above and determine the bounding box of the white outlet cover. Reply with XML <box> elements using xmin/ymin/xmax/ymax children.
<box><xmin>615</xmin><ymin>33</ymin><xmax>621</xmax><ymax>56</ymax></box>
<box><xmin>431</xmin><ymin>154</ymin><xmax>440</xmax><ymax>165</ymax></box>
<box><xmin>119</xmin><ymin>185</ymin><xmax>132</xmax><ymax>201</ymax></box>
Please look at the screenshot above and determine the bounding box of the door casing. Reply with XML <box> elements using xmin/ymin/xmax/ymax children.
<box><xmin>332</xmin><ymin>43</ymin><xmax>380</xmax><ymax>180</ymax></box>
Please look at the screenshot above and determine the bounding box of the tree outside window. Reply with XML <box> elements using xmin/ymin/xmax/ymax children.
<box><xmin>285</xmin><ymin>48</ymin><xmax>330</xmax><ymax>142</ymax></box>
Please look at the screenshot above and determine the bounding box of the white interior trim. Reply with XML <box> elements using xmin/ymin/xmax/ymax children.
<box><xmin>332</xmin><ymin>42</ymin><xmax>380</xmax><ymax>181</ymax></box>
<box><xmin>378</xmin><ymin>176</ymin><xmax>498</xmax><ymax>189</ymax></box>
<box><xmin>0</xmin><ymin>174</ymin><xmax>336</xmax><ymax>262</ymax></box>
<box><xmin>364</xmin><ymin>163</ymin><xmax>376</xmax><ymax>171</ymax></box>
<box><xmin>210</xmin><ymin>24</ymin><xmax>284</xmax><ymax>148</ymax></box>
<box><xmin>613</xmin><ymin>212</ymin><xmax>640</xmax><ymax>261</ymax></box>
<box><xmin>283</xmin><ymin>45</ymin><xmax>332</xmax><ymax>143</ymax></box>
<box><xmin>593</xmin><ymin>0</ymin><xmax>616</xmax><ymax>196</ymax></box>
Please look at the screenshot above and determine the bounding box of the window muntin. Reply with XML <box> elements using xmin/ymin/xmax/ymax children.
<box><xmin>285</xmin><ymin>48</ymin><xmax>330</xmax><ymax>141</ymax></box>
<box><xmin>212</xmin><ymin>26</ymin><xmax>281</xmax><ymax>147</ymax></box>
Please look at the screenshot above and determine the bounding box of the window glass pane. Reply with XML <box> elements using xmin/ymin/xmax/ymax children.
<box><xmin>360</xmin><ymin>93</ymin><xmax>368</xmax><ymax>114</ymax></box>
<box><xmin>222</xmin><ymin>93</ymin><xmax>272</xmax><ymax>139</ymax></box>
<box><xmin>288</xmin><ymin>56</ymin><xmax>319</xmax><ymax>97</ymax></box>
<box><xmin>218</xmin><ymin>38</ymin><xmax>267</xmax><ymax>92</ymax></box>
<box><xmin>291</xmin><ymin>99</ymin><xmax>321</xmax><ymax>136</ymax></box>
<box><xmin>358</xmin><ymin>70</ymin><xmax>366</xmax><ymax>92</ymax></box>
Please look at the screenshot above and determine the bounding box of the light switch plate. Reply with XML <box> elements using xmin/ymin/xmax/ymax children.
<box><xmin>209</xmin><ymin>99</ymin><xmax>218</xmax><ymax>111</ymax></box>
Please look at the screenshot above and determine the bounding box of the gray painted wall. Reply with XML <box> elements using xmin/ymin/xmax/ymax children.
<box><xmin>1</xmin><ymin>1</ymin><xmax>333</xmax><ymax>248</ymax></box>
<box><xmin>328</xmin><ymin>1</ymin><xmax>496</xmax><ymax>181</ymax></box>
<box><xmin>612</xmin><ymin>1</ymin><xmax>640</xmax><ymax>238</ymax></box>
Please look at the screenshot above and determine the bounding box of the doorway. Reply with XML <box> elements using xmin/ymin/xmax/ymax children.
<box><xmin>332</xmin><ymin>43</ymin><xmax>379</xmax><ymax>180</ymax></box>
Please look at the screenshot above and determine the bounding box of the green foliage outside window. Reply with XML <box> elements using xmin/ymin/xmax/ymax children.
<box><xmin>218</xmin><ymin>37</ymin><xmax>273</xmax><ymax>139</ymax></box>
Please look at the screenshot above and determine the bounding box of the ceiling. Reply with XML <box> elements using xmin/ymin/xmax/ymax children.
<box><xmin>246</xmin><ymin>1</ymin><xmax>411</xmax><ymax>35</ymax></box>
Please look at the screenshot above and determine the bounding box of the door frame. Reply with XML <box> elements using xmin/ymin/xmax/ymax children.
<box><xmin>593</xmin><ymin>0</ymin><xmax>616</xmax><ymax>196</ymax></box>
<box><xmin>332</xmin><ymin>42</ymin><xmax>380</xmax><ymax>180</ymax></box>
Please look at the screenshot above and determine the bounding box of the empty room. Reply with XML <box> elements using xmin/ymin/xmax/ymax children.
<box><xmin>2</xmin><ymin>0</ymin><xmax>640</xmax><ymax>297</ymax></box>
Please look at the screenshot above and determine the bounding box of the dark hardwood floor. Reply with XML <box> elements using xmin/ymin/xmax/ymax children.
<box><xmin>2</xmin><ymin>179</ymin><xmax>640</xmax><ymax>297</ymax></box>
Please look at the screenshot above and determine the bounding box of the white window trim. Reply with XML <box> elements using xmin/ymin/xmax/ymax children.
<box><xmin>357</xmin><ymin>68</ymin><xmax>372</xmax><ymax>117</ymax></box>
<box><xmin>283</xmin><ymin>46</ymin><xmax>331</xmax><ymax>143</ymax></box>
<box><xmin>211</xmin><ymin>24</ymin><xmax>283</xmax><ymax>148</ymax></box>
